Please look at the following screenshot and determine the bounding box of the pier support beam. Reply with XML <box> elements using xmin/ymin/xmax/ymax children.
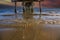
<box><xmin>39</xmin><ymin>0</ymin><xmax>44</xmax><ymax>19</ymax></box>
<box><xmin>14</xmin><ymin>2</ymin><xmax>18</xmax><ymax>19</ymax></box>
<box><xmin>39</xmin><ymin>1</ymin><xmax>41</xmax><ymax>18</ymax></box>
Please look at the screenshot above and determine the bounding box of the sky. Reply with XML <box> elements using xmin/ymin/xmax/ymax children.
<box><xmin>0</xmin><ymin>0</ymin><xmax>11</xmax><ymax>2</ymax></box>
<box><xmin>0</xmin><ymin>0</ymin><xmax>60</xmax><ymax>8</ymax></box>
<box><xmin>43</xmin><ymin>0</ymin><xmax>60</xmax><ymax>8</ymax></box>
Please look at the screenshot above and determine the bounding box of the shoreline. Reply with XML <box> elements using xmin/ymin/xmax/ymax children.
<box><xmin>0</xmin><ymin>19</ymin><xmax>60</xmax><ymax>28</ymax></box>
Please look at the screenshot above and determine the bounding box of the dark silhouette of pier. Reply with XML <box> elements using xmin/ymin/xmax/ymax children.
<box><xmin>11</xmin><ymin>0</ymin><xmax>44</xmax><ymax>19</ymax></box>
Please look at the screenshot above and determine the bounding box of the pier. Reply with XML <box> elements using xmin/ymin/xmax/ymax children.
<box><xmin>12</xmin><ymin>0</ymin><xmax>44</xmax><ymax>18</ymax></box>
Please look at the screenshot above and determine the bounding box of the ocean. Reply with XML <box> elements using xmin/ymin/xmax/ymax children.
<box><xmin>0</xmin><ymin>7</ymin><xmax>60</xmax><ymax>20</ymax></box>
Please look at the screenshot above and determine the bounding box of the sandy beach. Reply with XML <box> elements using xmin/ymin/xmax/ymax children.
<box><xmin>0</xmin><ymin>14</ymin><xmax>60</xmax><ymax>40</ymax></box>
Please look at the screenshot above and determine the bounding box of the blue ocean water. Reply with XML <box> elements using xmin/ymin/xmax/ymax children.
<box><xmin>0</xmin><ymin>7</ymin><xmax>60</xmax><ymax>20</ymax></box>
<box><xmin>0</xmin><ymin>7</ymin><xmax>60</xmax><ymax>14</ymax></box>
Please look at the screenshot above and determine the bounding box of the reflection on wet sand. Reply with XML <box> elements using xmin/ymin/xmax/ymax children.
<box><xmin>0</xmin><ymin>13</ymin><xmax>60</xmax><ymax>40</ymax></box>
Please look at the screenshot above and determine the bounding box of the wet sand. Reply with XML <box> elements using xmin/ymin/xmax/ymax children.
<box><xmin>0</xmin><ymin>19</ymin><xmax>60</xmax><ymax>40</ymax></box>
<box><xmin>0</xmin><ymin>13</ymin><xmax>60</xmax><ymax>40</ymax></box>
